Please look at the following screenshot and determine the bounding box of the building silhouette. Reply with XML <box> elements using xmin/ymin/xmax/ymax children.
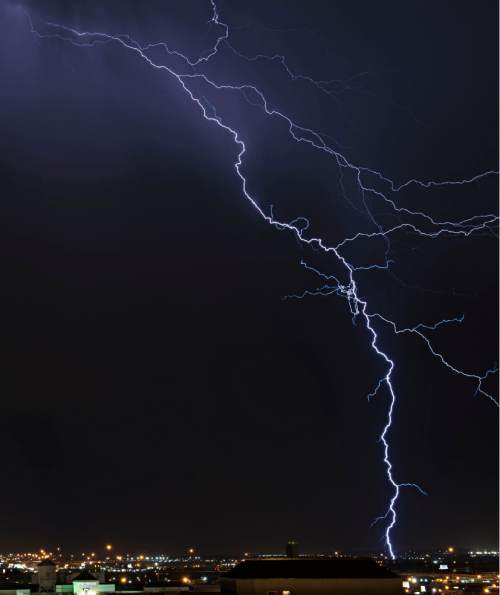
<box><xmin>285</xmin><ymin>539</ymin><xmax>299</xmax><ymax>558</ymax></box>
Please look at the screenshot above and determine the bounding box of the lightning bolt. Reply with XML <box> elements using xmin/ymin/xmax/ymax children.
<box><xmin>23</xmin><ymin>0</ymin><xmax>498</xmax><ymax>559</ymax></box>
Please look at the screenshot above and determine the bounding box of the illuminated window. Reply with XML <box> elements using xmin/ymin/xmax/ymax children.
<box><xmin>282</xmin><ymin>591</ymin><xmax>291</xmax><ymax>595</ymax></box>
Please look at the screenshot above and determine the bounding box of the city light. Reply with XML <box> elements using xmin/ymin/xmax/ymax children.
<box><xmin>2</xmin><ymin>547</ymin><xmax>500</xmax><ymax>595</ymax></box>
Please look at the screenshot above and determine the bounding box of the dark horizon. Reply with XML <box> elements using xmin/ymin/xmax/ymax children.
<box><xmin>1</xmin><ymin>544</ymin><xmax>498</xmax><ymax>558</ymax></box>
<box><xmin>0</xmin><ymin>0</ymin><xmax>497</xmax><ymax>555</ymax></box>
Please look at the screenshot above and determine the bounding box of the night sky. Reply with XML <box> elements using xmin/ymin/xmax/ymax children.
<box><xmin>0</xmin><ymin>0</ymin><xmax>497</xmax><ymax>555</ymax></box>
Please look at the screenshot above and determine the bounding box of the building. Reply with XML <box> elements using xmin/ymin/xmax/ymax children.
<box><xmin>285</xmin><ymin>541</ymin><xmax>299</xmax><ymax>559</ymax></box>
<box><xmin>5</xmin><ymin>564</ymin><xmax>204</xmax><ymax>595</ymax></box>
<box><xmin>220</xmin><ymin>558</ymin><xmax>402</xmax><ymax>594</ymax></box>
<box><xmin>37</xmin><ymin>561</ymin><xmax>57</xmax><ymax>592</ymax></box>
<box><xmin>64</xmin><ymin>571</ymin><xmax>114</xmax><ymax>595</ymax></box>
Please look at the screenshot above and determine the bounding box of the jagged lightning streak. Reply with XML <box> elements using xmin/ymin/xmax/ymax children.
<box><xmin>24</xmin><ymin>1</ymin><xmax>498</xmax><ymax>558</ymax></box>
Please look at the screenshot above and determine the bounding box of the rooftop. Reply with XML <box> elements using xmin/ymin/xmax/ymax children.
<box><xmin>224</xmin><ymin>558</ymin><xmax>399</xmax><ymax>580</ymax></box>
<box><xmin>72</xmin><ymin>571</ymin><xmax>97</xmax><ymax>582</ymax></box>
<box><xmin>38</xmin><ymin>560</ymin><xmax>56</xmax><ymax>567</ymax></box>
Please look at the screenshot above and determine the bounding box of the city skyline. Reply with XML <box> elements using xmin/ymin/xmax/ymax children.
<box><xmin>0</xmin><ymin>545</ymin><xmax>498</xmax><ymax>594</ymax></box>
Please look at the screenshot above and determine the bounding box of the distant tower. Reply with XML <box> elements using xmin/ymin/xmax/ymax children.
<box><xmin>37</xmin><ymin>559</ymin><xmax>57</xmax><ymax>591</ymax></box>
<box><xmin>286</xmin><ymin>539</ymin><xmax>299</xmax><ymax>558</ymax></box>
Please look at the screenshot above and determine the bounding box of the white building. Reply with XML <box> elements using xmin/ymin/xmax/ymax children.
<box><xmin>59</xmin><ymin>571</ymin><xmax>115</xmax><ymax>595</ymax></box>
